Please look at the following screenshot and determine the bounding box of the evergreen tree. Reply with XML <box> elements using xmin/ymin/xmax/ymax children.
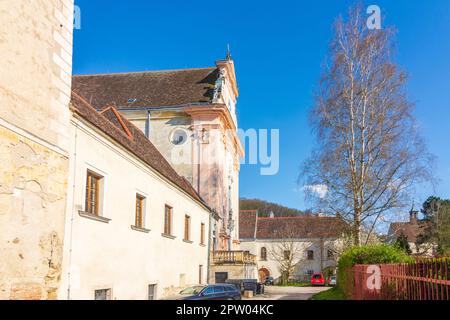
<box><xmin>395</xmin><ymin>232</ymin><xmax>412</xmax><ymax>255</ymax></box>
<box><xmin>417</xmin><ymin>196</ymin><xmax>450</xmax><ymax>255</ymax></box>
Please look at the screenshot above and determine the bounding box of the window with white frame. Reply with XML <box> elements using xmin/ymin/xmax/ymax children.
<box><xmin>148</xmin><ymin>284</ymin><xmax>157</xmax><ymax>300</ymax></box>
<box><xmin>94</xmin><ymin>288</ymin><xmax>111</xmax><ymax>300</ymax></box>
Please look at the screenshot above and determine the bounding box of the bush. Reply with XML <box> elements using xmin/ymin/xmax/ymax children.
<box><xmin>337</xmin><ymin>244</ymin><xmax>414</xmax><ymax>297</ymax></box>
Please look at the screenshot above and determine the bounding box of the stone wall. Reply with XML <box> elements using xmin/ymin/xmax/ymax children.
<box><xmin>0</xmin><ymin>0</ymin><xmax>74</xmax><ymax>299</ymax></box>
<box><xmin>209</xmin><ymin>265</ymin><xmax>258</xmax><ymax>283</ymax></box>
<box><xmin>0</xmin><ymin>128</ymin><xmax>69</xmax><ymax>299</ymax></box>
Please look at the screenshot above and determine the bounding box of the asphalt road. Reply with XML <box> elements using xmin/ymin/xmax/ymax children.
<box><xmin>248</xmin><ymin>286</ymin><xmax>331</xmax><ymax>300</ymax></box>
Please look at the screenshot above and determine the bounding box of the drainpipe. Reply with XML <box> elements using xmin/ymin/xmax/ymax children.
<box><xmin>145</xmin><ymin>111</ymin><xmax>151</xmax><ymax>138</ymax></box>
<box><xmin>206</xmin><ymin>210</ymin><xmax>213</xmax><ymax>284</ymax></box>
<box><xmin>66</xmin><ymin>122</ymin><xmax>79</xmax><ymax>300</ymax></box>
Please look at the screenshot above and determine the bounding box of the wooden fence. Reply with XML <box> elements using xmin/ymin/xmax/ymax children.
<box><xmin>345</xmin><ymin>258</ymin><xmax>450</xmax><ymax>300</ymax></box>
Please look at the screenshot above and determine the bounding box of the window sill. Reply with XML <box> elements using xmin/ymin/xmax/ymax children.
<box><xmin>161</xmin><ymin>233</ymin><xmax>176</xmax><ymax>240</ymax></box>
<box><xmin>131</xmin><ymin>225</ymin><xmax>151</xmax><ymax>233</ymax></box>
<box><xmin>78</xmin><ymin>211</ymin><xmax>111</xmax><ymax>223</ymax></box>
<box><xmin>183</xmin><ymin>239</ymin><xmax>193</xmax><ymax>244</ymax></box>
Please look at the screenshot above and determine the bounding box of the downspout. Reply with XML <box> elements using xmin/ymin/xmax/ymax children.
<box><xmin>197</xmin><ymin>129</ymin><xmax>201</xmax><ymax>193</ymax></box>
<box><xmin>145</xmin><ymin>111</ymin><xmax>151</xmax><ymax>138</ymax></box>
<box><xmin>66</xmin><ymin>122</ymin><xmax>78</xmax><ymax>300</ymax></box>
<box><xmin>206</xmin><ymin>210</ymin><xmax>213</xmax><ymax>284</ymax></box>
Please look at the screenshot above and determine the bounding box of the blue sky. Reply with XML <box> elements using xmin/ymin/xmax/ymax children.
<box><xmin>73</xmin><ymin>0</ymin><xmax>450</xmax><ymax>218</ymax></box>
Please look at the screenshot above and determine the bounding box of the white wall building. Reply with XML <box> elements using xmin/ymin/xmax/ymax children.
<box><xmin>72</xmin><ymin>58</ymin><xmax>244</xmax><ymax>252</ymax></box>
<box><xmin>58</xmin><ymin>93</ymin><xmax>211</xmax><ymax>300</ymax></box>
<box><xmin>239</xmin><ymin>210</ymin><xmax>347</xmax><ymax>283</ymax></box>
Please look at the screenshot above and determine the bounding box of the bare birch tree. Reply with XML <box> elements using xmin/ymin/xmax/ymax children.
<box><xmin>268</xmin><ymin>226</ymin><xmax>306</xmax><ymax>284</ymax></box>
<box><xmin>302</xmin><ymin>5</ymin><xmax>433</xmax><ymax>246</ymax></box>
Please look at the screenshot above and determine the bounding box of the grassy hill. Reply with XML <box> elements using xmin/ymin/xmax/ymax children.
<box><xmin>240</xmin><ymin>198</ymin><xmax>305</xmax><ymax>217</ymax></box>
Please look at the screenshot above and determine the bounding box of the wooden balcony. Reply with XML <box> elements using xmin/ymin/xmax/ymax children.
<box><xmin>212</xmin><ymin>250</ymin><xmax>256</xmax><ymax>265</ymax></box>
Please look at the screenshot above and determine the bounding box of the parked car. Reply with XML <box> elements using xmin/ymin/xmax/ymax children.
<box><xmin>225</xmin><ymin>279</ymin><xmax>244</xmax><ymax>293</ymax></box>
<box><xmin>176</xmin><ymin>284</ymin><xmax>242</xmax><ymax>300</ymax></box>
<box><xmin>311</xmin><ymin>273</ymin><xmax>326</xmax><ymax>286</ymax></box>
<box><xmin>264</xmin><ymin>276</ymin><xmax>274</xmax><ymax>286</ymax></box>
<box><xmin>256</xmin><ymin>282</ymin><xmax>265</xmax><ymax>295</ymax></box>
<box><xmin>328</xmin><ymin>275</ymin><xmax>337</xmax><ymax>286</ymax></box>
<box><xmin>242</xmin><ymin>279</ymin><xmax>258</xmax><ymax>295</ymax></box>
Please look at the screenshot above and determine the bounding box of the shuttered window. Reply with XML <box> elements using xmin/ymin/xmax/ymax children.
<box><xmin>200</xmin><ymin>223</ymin><xmax>205</xmax><ymax>245</ymax></box>
<box><xmin>85</xmin><ymin>171</ymin><xmax>101</xmax><ymax>215</ymax></box>
<box><xmin>135</xmin><ymin>194</ymin><xmax>145</xmax><ymax>228</ymax></box>
<box><xmin>164</xmin><ymin>205</ymin><xmax>172</xmax><ymax>235</ymax></box>
<box><xmin>184</xmin><ymin>215</ymin><xmax>191</xmax><ymax>241</ymax></box>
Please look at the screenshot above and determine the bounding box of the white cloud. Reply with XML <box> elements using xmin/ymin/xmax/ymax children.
<box><xmin>302</xmin><ymin>184</ymin><xmax>328</xmax><ymax>199</ymax></box>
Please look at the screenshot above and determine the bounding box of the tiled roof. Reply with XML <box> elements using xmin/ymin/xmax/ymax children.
<box><xmin>70</xmin><ymin>91</ymin><xmax>208</xmax><ymax>208</ymax></box>
<box><xmin>72</xmin><ymin>67</ymin><xmax>219</xmax><ymax>111</ymax></box>
<box><xmin>387</xmin><ymin>222</ymin><xmax>422</xmax><ymax>243</ymax></box>
<box><xmin>239</xmin><ymin>211</ymin><xmax>347</xmax><ymax>240</ymax></box>
<box><xmin>239</xmin><ymin>210</ymin><xmax>258</xmax><ymax>239</ymax></box>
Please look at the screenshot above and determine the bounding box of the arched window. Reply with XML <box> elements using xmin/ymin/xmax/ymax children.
<box><xmin>260</xmin><ymin>247</ymin><xmax>267</xmax><ymax>261</ymax></box>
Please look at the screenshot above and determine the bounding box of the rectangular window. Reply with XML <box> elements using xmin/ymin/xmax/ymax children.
<box><xmin>148</xmin><ymin>284</ymin><xmax>157</xmax><ymax>300</ymax></box>
<box><xmin>307</xmin><ymin>250</ymin><xmax>314</xmax><ymax>260</ymax></box>
<box><xmin>135</xmin><ymin>194</ymin><xmax>145</xmax><ymax>228</ymax></box>
<box><xmin>327</xmin><ymin>250</ymin><xmax>334</xmax><ymax>260</ymax></box>
<box><xmin>94</xmin><ymin>289</ymin><xmax>111</xmax><ymax>300</ymax></box>
<box><xmin>283</xmin><ymin>250</ymin><xmax>291</xmax><ymax>260</ymax></box>
<box><xmin>200</xmin><ymin>223</ymin><xmax>205</xmax><ymax>245</ymax></box>
<box><xmin>184</xmin><ymin>215</ymin><xmax>191</xmax><ymax>241</ymax></box>
<box><xmin>164</xmin><ymin>205</ymin><xmax>172</xmax><ymax>236</ymax></box>
<box><xmin>85</xmin><ymin>171</ymin><xmax>102</xmax><ymax>215</ymax></box>
<box><xmin>179</xmin><ymin>274</ymin><xmax>186</xmax><ymax>287</ymax></box>
<box><xmin>199</xmin><ymin>265</ymin><xmax>203</xmax><ymax>284</ymax></box>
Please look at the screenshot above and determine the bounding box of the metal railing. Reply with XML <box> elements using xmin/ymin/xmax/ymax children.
<box><xmin>213</xmin><ymin>250</ymin><xmax>257</xmax><ymax>265</ymax></box>
<box><xmin>347</xmin><ymin>258</ymin><xmax>450</xmax><ymax>300</ymax></box>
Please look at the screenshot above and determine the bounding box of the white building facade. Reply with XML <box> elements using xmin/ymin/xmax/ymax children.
<box><xmin>72</xmin><ymin>58</ymin><xmax>244</xmax><ymax>252</ymax></box>
<box><xmin>58</xmin><ymin>93</ymin><xmax>211</xmax><ymax>300</ymax></box>
<box><xmin>239</xmin><ymin>211</ymin><xmax>347</xmax><ymax>283</ymax></box>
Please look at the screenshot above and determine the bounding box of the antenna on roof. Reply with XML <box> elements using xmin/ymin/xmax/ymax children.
<box><xmin>226</xmin><ymin>44</ymin><xmax>232</xmax><ymax>61</ymax></box>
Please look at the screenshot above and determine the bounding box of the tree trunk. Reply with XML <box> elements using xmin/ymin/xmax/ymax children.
<box><xmin>354</xmin><ymin>212</ymin><xmax>361</xmax><ymax>246</ymax></box>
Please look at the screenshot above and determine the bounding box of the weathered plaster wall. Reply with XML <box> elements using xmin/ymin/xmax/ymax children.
<box><xmin>123</xmin><ymin>110</ymin><xmax>195</xmax><ymax>185</ymax></box>
<box><xmin>0</xmin><ymin>0</ymin><xmax>73</xmax><ymax>149</ymax></box>
<box><xmin>209</xmin><ymin>264</ymin><xmax>258</xmax><ymax>283</ymax></box>
<box><xmin>209</xmin><ymin>264</ymin><xmax>257</xmax><ymax>283</ymax></box>
<box><xmin>0</xmin><ymin>128</ymin><xmax>69</xmax><ymax>299</ymax></box>
<box><xmin>119</xmin><ymin>69</ymin><xmax>242</xmax><ymax>251</ymax></box>
<box><xmin>149</xmin><ymin>112</ymin><xmax>194</xmax><ymax>184</ymax></box>
<box><xmin>0</xmin><ymin>0</ymin><xmax>74</xmax><ymax>299</ymax></box>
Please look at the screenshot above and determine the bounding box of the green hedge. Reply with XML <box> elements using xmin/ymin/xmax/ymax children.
<box><xmin>337</xmin><ymin>244</ymin><xmax>414</xmax><ymax>297</ymax></box>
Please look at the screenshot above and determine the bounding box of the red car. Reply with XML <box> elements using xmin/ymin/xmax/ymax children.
<box><xmin>310</xmin><ymin>273</ymin><xmax>326</xmax><ymax>286</ymax></box>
